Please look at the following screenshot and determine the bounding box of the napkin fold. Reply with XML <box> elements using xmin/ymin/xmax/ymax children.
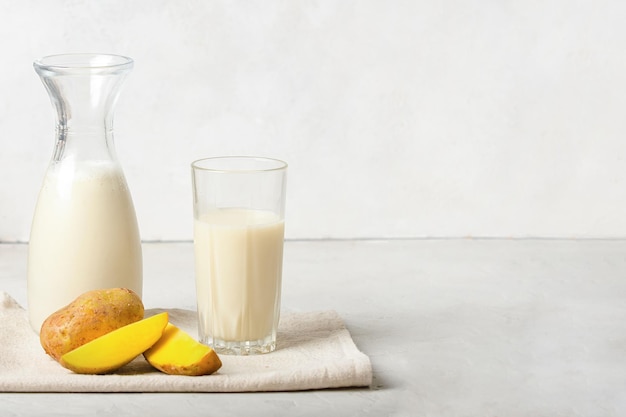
<box><xmin>0</xmin><ymin>292</ymin><xmax>372</xmax><ymax>392</ymax></box>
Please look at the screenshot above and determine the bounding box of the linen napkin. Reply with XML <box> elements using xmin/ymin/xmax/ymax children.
<box><xmin>0</xmin><ymin>292</ymin><xmax>372</xmax><ymax>392</ymax></box>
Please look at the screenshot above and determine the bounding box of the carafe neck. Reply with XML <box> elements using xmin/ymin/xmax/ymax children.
<box><xmin>34</xmin><ymin>54</ymin><xmax>134</xmax><ymax>163</ymax></box>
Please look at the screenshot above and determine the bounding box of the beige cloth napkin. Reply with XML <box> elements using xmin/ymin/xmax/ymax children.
<box><xmin>0</xmin><ymin>292</ymin><xmax>372</xmax><ymax>392</ymax></box>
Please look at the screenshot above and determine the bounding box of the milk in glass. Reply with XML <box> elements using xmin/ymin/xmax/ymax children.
<box><xmin>194</xmin><ymin>208</ymin><xmax>284</xmax><ymax>346</ymax></box>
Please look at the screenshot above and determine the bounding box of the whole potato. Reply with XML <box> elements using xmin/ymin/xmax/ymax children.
<box><xmin>40</xmin><ymin>288</ymin><xmax>144</xmax><ymax>362</ymax></box>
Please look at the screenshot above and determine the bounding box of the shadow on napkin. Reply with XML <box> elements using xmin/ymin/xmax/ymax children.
<box><xmin>0</xmin><ymin>292</ymin><xmax>372</xmax><ymax>392</ymax></box>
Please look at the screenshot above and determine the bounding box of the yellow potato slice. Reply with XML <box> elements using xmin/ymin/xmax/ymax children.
<box><xmin>60</xmin><ymin>312</ymin><xmax>169</xmax><ymax>374</ymax></box>
<box><xmin>144</xmin><ymin>323</ymin><xmax>222</xmax><ymax>376</ymax></box>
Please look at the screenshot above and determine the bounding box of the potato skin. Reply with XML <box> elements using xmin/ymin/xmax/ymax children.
<box><xmin>40</xmin><ymin>288</ymin><xmax>144</xmax><ymax>362</ymax></box>
<box><xmin>151</xmin><ymin>355</ymin><xmax>222</xmax><ymax>376</ymax></box>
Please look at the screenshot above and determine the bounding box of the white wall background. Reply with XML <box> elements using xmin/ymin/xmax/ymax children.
<box><xmin>1</xmin><ymin>0</ymin><xmax>626</xmax><ymax>241</ymax></box>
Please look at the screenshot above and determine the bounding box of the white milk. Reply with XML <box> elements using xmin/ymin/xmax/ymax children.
<box><xmin>27</xmin><ymin>161</ymin><xmax>142</xmax><ymax>332</ymax></box>
<box><xmin>194</xmin><ymin>208</ymin><xmax>284</xmax><ymax>343</ymax></box>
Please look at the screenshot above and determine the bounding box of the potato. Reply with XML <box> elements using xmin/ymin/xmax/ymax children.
<box><xmin>40</xmin><ymin>288</ymin><xmax>144</xmax><ymax>362</ymax></box>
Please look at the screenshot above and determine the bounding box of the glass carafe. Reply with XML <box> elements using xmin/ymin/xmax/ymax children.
<box><xmin>27</xmin><ymin>54</ymin><xmax>143</xmax><ymax>333</ymax></box>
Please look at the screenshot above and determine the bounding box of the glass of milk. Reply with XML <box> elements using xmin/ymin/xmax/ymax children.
<box><xmin>191</xmin><ymin>156</ymin><xmax>287</xmax><ymax>355</ymax></box>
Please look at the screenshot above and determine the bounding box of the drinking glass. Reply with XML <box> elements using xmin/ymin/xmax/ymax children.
<box><xmin>191</xmin><ymin>156</ymin><xmax>287</xmax><ymax>355</ymax></box>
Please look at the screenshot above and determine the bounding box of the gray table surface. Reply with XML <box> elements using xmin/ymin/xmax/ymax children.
<box><xmin>1</xmin><ymin>239</ymin><xmax>625</xmax><ymax>416</ymax></box>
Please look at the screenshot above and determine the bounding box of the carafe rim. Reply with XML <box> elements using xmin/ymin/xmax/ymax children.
<box><xmin>34</xmin><ymin>53</ymin><xmax>133</xmax><ymax>76</ymax></box>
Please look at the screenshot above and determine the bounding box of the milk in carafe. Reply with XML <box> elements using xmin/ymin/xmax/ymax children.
<box><xmin>27</xmin><ymin>161</ymin><xmax>142</xmax><ymax>332</ymax></box>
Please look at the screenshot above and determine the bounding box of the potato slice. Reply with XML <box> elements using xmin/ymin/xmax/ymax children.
<box><xmin>60</xmin><ymin>312</ymin><xmax>168</xmax><ymax>374</ymax></box>
<box><xmin>143</xmin><ymin>323</ymin><xmax>222</xmax><ymax>376</ymax></box>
